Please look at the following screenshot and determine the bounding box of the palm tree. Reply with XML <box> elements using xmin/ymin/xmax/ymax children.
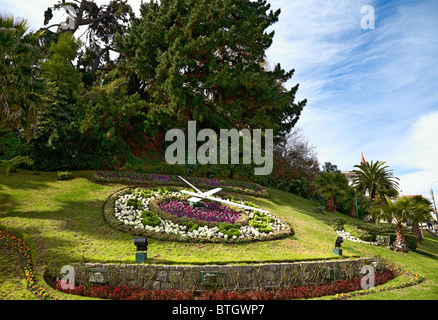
<box><xmin>373</xmin><ymin>196</ymin><xmax>416</xmax><ymax>253</ymax></box>
<box><xmin>0</xmin><ymin>14</ymin><xmax>45</xmax><ymax>139</ymax></box>
<box><xmin>409</xmin><ymin>196</ymin><xmax>433</xmax><ymax>243</ymax></box>
<box><xmin>352</xmin><ymin>160</ymin><xmax>399</xmax><ymax>200</ymax></box>
<box><xmin>339</xmin><ymin>187</ymin><xmax>370</xmax><ymax>219</ymax></box>
<box><xmin>314</xmin><ymin>172</ymin><xmax>349</xmax><ymax>212</ymax></box>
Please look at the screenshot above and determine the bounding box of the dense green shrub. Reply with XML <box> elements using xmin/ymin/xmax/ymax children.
<box><xmin>218</xmin><ymin>224</ymin><xmax>241</xmax><ymax>238</ymax></box>
<box><xmin>0</xmin><ymin>156</ymin><xmax>34</xmax><ymax>175</ymax></box>
<box><xmin>356</xmin><ymin>229</ymin><xmax>376</xmax><ymax>242</ymax></box>
<box><xmin>248</xmin><ymin>211</ymin><xmax>275</xmax><ymax>234</ymax></box>
<box><xmin>127</xmin><ymin>198</ymin><xmax>142</xmax><ymax>209</ymax></box>
<box><xmin>315</xmin><ymin>207</ymin><xmax>324</xmax><ymax>214</ymax></box>
<box><xmin>405</xmin><ymin>235</ymin><xmax>417</xmax><ymax>251</ymax></box>
<box><xmin>141</xmin><ymin>210</ymin><xmax>161</xmax><ymax>227</ymax></box>
<box><xmin>57</xmin><ymin>171</ymin><xmax>73</xmax><ymax>180</ymax></box>
<box><xmin>0</xmin><ymin>129</ymin><xmax>28</xmax><ymax>160</ymax></box>
<box><xmin>150</xmin><ymin>163</ymin><xmax>187</xmax><ymax>176</ymax></box>
<box><xmin>180</xmin><ymin>221</ymin><xmax>200</xmax><ymax>233</ymax></box>
<box><xmin>376</xmin><ymin>235</ymin><xmax>392</xmax><ymax>248</ymax></box>
<box><xmin>343</xmin><ymin>224</ymin><xmax>376</xmax><ymax>242</ymax></box>
<box><xmin>331</xmin><ymin>218</ymin><xmax>347</xmax><ymax>231</ymax></box>
<box><xmin>356</xmin><ymin>223</ymin><xmax>397</xmax><ymax>235</ymax></box>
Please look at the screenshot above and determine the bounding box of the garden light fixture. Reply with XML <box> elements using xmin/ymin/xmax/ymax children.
<box><xmin>134</xmin><ymin>237</ymin><xmax>148</xmax><ymax>263</ymax></box>
<box><xmin>333</xmin><ymin>237</ymin><xmax>343</xmax><ymax>256</ymax></box>
<box><xmin>335</xmin><ymin>237</ymin><xmax>343</xmax><ymax>248</ymax></box>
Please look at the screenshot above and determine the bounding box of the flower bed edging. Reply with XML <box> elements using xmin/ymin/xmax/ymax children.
<box><xmin>93</xmin><ymin>171</ymin><xmax>270</xmax><ymax>198</ymax></box>
<box><xmin>331</xmin><ymin>265</ymin><xmax>425</xmax><ymax>300</ymax></box>
<box><xmin>0</xmin><ymin>230</ymin><xmax>57</xmax><ymax>300</ymax></box>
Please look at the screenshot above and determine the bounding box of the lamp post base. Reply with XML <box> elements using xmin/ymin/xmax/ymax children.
<box><xmin>135</xmin><ymin>251</ymin><xmax>147</xmax><ymax>263</ymax></box>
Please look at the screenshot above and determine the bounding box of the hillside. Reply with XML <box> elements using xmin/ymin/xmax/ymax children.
<box><xmin>0</xmin><ymin>170</ymin><xmax>437</xmax><ymax>300</ymax></box>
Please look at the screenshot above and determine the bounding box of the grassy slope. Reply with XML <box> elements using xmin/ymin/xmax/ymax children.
<box><xmin>0</xmin><ymin>170</ymin><xmax>437</xmax><ymax>300</ymax></box>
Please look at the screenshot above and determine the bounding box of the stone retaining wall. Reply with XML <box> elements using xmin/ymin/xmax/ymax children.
<box><xmin>60</xmin><ymin>258</ymin><xmax>374</xmax><ymax>292</ymax></box>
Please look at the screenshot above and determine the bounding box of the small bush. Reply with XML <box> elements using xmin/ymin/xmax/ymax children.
<box><xmin>405</xmin><ymin>235</ymin><xmax>417</xmax><ymax>251</ymax></box>
<box><xmin>331</xmin><ymin>218</ymin><xmax>347</xmax><ymax>231</ymax></box>
<box><xmin>376</xmin><ymin>235</ymin><xmax>391</xmax><ymax>248</ymax></box>
<box><xmin>315</xmin><ymin>207</ymin><xmax>324</xmax><ymax>214</ymax></box>
<box><xmin>249</xmin><ymin>211</ymin><xmax>275</xmax><ymax>234</ymax></box>
<box><xmin>57</xmin><ymin>171</ymin><xmax>73</xmax><ymax>180</ymax></box>
<box><xmin>0</xmin><ymin>155</ymin><xmax>34</xmax><ymax>175</ymax></box>
<box><xmin>141</xmin><ymin>210</ymin><xmax>161</xmax><ymax>227</ymax></box>
<box><xmin>127</xmin><ymin>198</ymin><xmax>142</xmax><ymax>209</ymax></box>
<box><xmin>219</xmin><ymin>223</ymin><xmax>241</xmax><ymax>238</ymax></box>
<box><xmin>180</xmin><ymin>221</ymin><xmax>200</xmax><ymax>232</ymax></box>
<box><xmin>356</xmin><ymin>230</ymin><xmax>376</xmax><ymax>242</ymax></box>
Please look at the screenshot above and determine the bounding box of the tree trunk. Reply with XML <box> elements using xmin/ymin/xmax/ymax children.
<box><xmin>411</xmin><ymin>223</ymin><xmax>423</xmax><ymax>243</ymax></box>
<box><xmin>393</xmin><ymin>221</ymin><xmax>409</xmax><ymax>253</ymax></box>
<box><xmin>349</xmin><ymin>200</ymin><xmax>357</xmax><ymax>218</ymax></box>
<box><xmin>326</xmin><ymin>196</ymin><xmax>336</xmax><ymax>212</ymax></box>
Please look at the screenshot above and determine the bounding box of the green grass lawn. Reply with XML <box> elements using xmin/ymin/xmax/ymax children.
<box><xmin>1</xmin><ymin>170</ymin><xmax>437</xmax><ymax>300</ymax></box>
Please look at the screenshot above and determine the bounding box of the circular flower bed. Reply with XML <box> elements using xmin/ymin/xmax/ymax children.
<box><xmin>104</xmin><ymin>187</ymin><xmax>292</xmax><ymax>243</ymax></box>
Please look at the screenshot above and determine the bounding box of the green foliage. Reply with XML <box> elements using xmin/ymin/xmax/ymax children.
<box><xmin>0</xmin><ymin>156</ymin><xmax>34</xmax><ymax>175</ymax></box>
<box><xmin>352</xmin><ymin>160</ymin><xmax>399</xmax><ymax>200</ymax></box>
<box><xmin>116</xmin><ymin>0</ymin><xmax>306</xmax><ymax>136</ymax></box>
<box><xmin>346</xmin><ymin>225</ymin><xmax>375</xmax><ymax>243</ymax></box>
<box><xmin>57</xmin><ymin>171</ymin><xmax>73</xmax><ymax>181</ymax></box>
<box><xmin>0</xmin><ymin>129</ymin><xmax>28</xmax><ymax>160</ymax></box>
<box><xmin>249</xmin><ymin>211</ymin><xmax>275</xmax><ymax>234</ymax></box>
<box><xmin>331</xmin><ymin>218</ymin><xmax>347</xmax><ymax>231</ymax></box>
<box><xmin>313</xmin><ymin>172</ymin><xmax>349</xmax><ymax>211</ymax></box>
<box><xmin>180</xmin><ymin>221</ymin><xmax>200</xmax><ymax>233</ymax></box>
<box><xmin>356</xmin><ymin>222</ymin><xmax>398</xmax><ymax>235</ymax></box>
<box><xmin>127</xmin><ymin>198</ymin><xmax>142</xmax><ymax>209</ymax></box>
<box><xmin>40</xmin><ymin>33</ymin><xmax>83</xmax><ymax>99</ymax></box>
<box><xmin>405</xmin><ymin>235</ymin><xmax>417</xmax><ymax>251</ymax></box>
<box><xmin>218</xmin><ymin>223</ymin><xmax>241</xmax><ymax>238</ymax></box>
<box><xmin>336</xmin><ymin>187</ymin><xmax>371</xmax><ymax>218</ymax></box>
<box><xmin>315</xmin><ymin>207</ymin><xmax>324</xmax><ymax>214</ymax></box>
<box><xmin>141</xmin><ymin>210</ymin><xmax>161</xmax><ymax>227</ymax></box>
<box><xmin>314</xmin><ymin>172</ymin><xmax>349</xmax><ymax>199</ymax></box>
<box><xmin>376</xmin><ymin>235</ymin><xmax>392</xmax><ymax>248</ymax></box>
<box><xmin>0</xmin><ymin>14</ymin><xmax>45</xmax><ymax>139</ymax></box>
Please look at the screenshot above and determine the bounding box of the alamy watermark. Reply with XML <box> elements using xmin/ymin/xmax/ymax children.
<box><xmin>165</xmin><ymin>121</ymin><xmax>273</xmax><ymax>176</ymax></box>
<box><xmin>361</xmin><ymin>5</ymin><xmax>375</xmax><ymax>30</ymax></box>
<box><xmin>360</xmin><ymin>265</ymin><xmax>375</xmax><ymax>289</ymax></box>
<box><xmin>60</xmin><ymin>265</ymin><xmax>75</xmax><ymax>290</ymax></box>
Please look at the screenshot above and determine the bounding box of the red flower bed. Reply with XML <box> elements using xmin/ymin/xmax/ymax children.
<box><xmin>56</xmin><ymin>269</ymin><xmax>395</xmax><ymax>300</ymax></box>
<box><xmin>202</xmin><ymin>269</ymin><xmax>395</xmax><ymax>300</ymax></box>
<box><xmin>56</xmin><ymin>281</ymin><xmax>194</xmax><ymax>300</ymax></box>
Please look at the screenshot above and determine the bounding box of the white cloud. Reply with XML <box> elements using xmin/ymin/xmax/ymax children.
<box><xmin>265</xmin><ymin>0</ymin><xmax>438</xmax><ymax>199</ymax></box>
<box><xmin>394</xmin><ymin>111</ymin><xmax>438</xmax><ymax>199</ymax></box>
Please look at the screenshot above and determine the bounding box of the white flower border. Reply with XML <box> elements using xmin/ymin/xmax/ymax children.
<box><xmin>114</xmin><ymin>190</ymin><xmax>288</xmax><ymax>241</ymax></box>
<box><xmin>335</xmin><ymin>230</ymin><xmax>378</xmax><ymax>246</ymax></box>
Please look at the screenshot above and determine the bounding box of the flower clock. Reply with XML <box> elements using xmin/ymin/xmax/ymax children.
<box><xmin>107</xmin><ymin>187</ymin><xmax>292</xmax><ymax>242</ymax></box>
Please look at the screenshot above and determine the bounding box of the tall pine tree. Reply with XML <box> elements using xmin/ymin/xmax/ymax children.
<box><xmin>116</xmin><ymin>0</ymin><xmax>306</xmax><ymax>137</ymax></box>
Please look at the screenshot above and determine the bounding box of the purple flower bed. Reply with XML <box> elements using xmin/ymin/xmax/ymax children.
<box><xmin>159</xmin><ymin>200</ymin><xmax>241</xmax><ymax>224</ymax></box>
<box><xmin>94</xmin><ymin>171</ymin><xmax>266</xmax><ymax>194</ymax></box>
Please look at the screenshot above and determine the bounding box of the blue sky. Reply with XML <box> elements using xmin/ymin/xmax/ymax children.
<box><xmin>2</xmin><ymin>0</ymin><xmax>438</xmax><ymax>200</ymax></box>
<box><xmin>266</xmin><ymin>0</ymin><xmax>438</xmax><ymax>200</ymax></box>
